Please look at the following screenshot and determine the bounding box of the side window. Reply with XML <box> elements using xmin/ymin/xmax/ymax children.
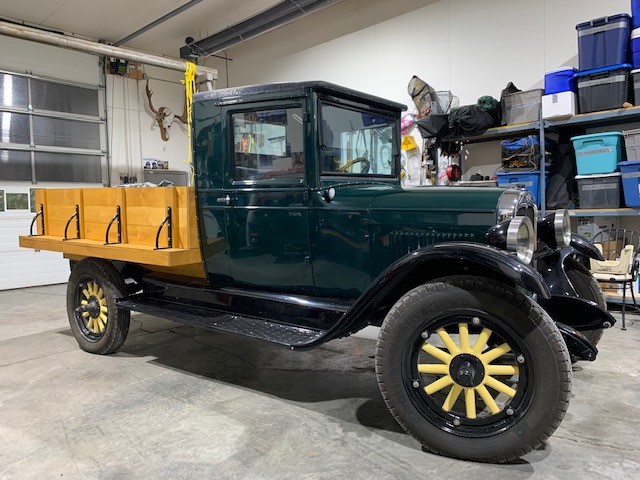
<box><xmin>320</xmin><ymin>103</ymin><xmax>397</xmax><ymax>176</ymax></box>
<box><xmin>232</xmin><ymin>107</ymin><xmax>304</xmax><ymax>183</ymax></box>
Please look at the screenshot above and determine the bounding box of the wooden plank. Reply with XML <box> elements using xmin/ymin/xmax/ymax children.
<box><xmin>82</xmin><ymin>188</ymin><xmax>124</xmax><ymax>243</ymax></box>
<box><xmin>19</xmin><ymin>235</ymin><xmax>202</xmax><ymax>267</ymax></box>
<box><xmin>63</xmin><ymin>253</ymin><xmax>207</xmax><ymax>279</ymax></box>
<box><xmin>33</xmin><ymin>190</ymin><xmax>46</xmax><ymax>236</ymax></box>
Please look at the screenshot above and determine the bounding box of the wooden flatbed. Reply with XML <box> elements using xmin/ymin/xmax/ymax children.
<box><xmin>18</xmin><ymin>186</ymin><xmax>205</xmax><ymax>273</ymax></box>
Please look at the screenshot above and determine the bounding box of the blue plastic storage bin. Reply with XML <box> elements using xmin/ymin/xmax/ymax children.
<box><xmin>634</xmin><ymin>0</ymin><xmax>640</xmax><ymax>29</ymax></box>
<box><xmin>496</xmin><ymin>171</ymin><xmax>548</xmax><ymax>207</ymax></box>
<box><xmin>632</xmin><ymin>28</ymin><xmax>640</xmax><ymax>68</ymax></box>
<box><xmin>576</xmin><ymin>14</ymin><xmax>631</xmax><ymax>70</ymax></box>
<box><xmin>572</xmin><ymin>132</ymin><xmax>624</xmax><ymax>175</ymax></box>
<box><xmin>544</xmin><ymin>67</ymin><xmax>577</xmax><ymax>94</ymax></box>
<box><xmin>619</xmin><ymin>160</ymin><xmax>640</xmax><ymax>206</ymax></box>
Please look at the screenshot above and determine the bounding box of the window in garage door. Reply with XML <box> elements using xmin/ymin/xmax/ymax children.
<box><xmin>0</xmin><ymin>71</ymin><xmax>106</xmax><ymax>184</ymax></box>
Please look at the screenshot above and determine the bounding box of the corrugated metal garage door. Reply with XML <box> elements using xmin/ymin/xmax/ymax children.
<box><xmin>0</xmin><ymin>38</ymin><xmax>105</xmax><ymax>290</ymax></box>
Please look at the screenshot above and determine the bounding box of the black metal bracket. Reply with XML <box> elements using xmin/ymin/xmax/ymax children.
<box><xmin>63</xmin><ymin>205</ymin><xmax>81</xmax><ymax>241</ymax></box>
<box><xmin>154</xmin><ymin>206</ymin><xmax>173</xmax><ymax>250</ymax></box>
<box><xmin>104</xmin><ymin>205</ymin><xmax>122</xmax><ymax>245</ymax></box>
<box><xmin>29</xmin><ymin>204</ymin><xmax>45</xmax><ymax>236</ymax></box>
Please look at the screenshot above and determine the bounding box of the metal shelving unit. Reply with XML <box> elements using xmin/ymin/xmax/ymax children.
<box><xmin>446</xmin><ymin>106</ymin><xmax>640</xmax><ymax>306</ymax></box>
<box><xmin>568</xmin><ymin>208</ymin><xmax>640</xmax><ymax>217</ymax></box>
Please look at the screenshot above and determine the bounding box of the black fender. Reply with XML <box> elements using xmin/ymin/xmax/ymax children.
<box><xmin>313</xmin><ymin>242</ymin><xmax>551</xmax><ymax>346</ymax></box>
<box><xmin>538</xmin><ymin>233</ymin><xmax>604</xmax><ymax>297</ymax></box>
<box><xmin>569</xmin><ymin>233</ymin><xmax>605</xmax><ymax>261</ymax></box>
<box><xmin>537</xmin><ymin>295</ymin><xmax>616</xmax><ymax>331</ymax></box>
<box><xmin>555</xmin><ymin>322</ymin><xmax>598</xmax><ymax>361</ymax></box>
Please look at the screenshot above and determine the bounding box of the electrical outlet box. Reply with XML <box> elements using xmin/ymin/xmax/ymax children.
<box><xmin>118</xmin><ymin>173</ymin><xmax>138</xmax><ymax>185</ymax></box>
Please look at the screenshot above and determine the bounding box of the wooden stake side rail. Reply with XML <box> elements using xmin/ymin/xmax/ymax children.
<box><xmin>18</xmin><ymin>186</ymin><xmax>203</xmax><ymax>268</ymax></box>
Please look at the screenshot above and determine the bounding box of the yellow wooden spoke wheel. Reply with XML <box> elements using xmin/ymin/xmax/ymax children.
<box><xmin>376</xmin><ymin>277</ymin><xmax>570</xmax><ymax>462</ymax></box>
<box><xmin>78</xmin><ymin>280</ymin><xmax>109</xmax><ymax>334</ymax></box>
<box><xmin>67</xmin><ymin>258</ymin><xmax>131</xmax><ymax>354</ymax></box>
<box><xmin>417</xmin><ymin>322</ymin><xmax>520</xmax><ymax>420</ymax></box>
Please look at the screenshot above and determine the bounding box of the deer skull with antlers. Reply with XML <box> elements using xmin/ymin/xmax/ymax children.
<box><xmin>145</xmin><ymin>80</ymin><xmax>187</xmax><ymax>141</ymax></box>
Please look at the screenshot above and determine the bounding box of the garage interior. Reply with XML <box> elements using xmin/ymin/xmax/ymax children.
<box><xmin>1</xmin><ymin>0</ymin><xmax>640</xmax><ymax>478</ymax></box>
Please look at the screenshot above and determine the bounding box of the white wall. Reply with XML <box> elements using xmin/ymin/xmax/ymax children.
<box><xmin>214</xmin><ymin>0</ymin><xmax>630</xmax><ymax>105</ymax></box>
<box><xmin>106</xmin><ymin>65</ymin><xmax>190</xmax><ymax>186</ymax></box>
<box><xmin>209</xmin><ymin>0</ymin><xmax>631</xmax><ymax>181</ymax></box>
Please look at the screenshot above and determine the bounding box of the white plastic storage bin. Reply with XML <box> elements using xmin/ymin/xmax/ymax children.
<box><xmin>575</xmin><ymin>173</ymin><xmax>622</xmax><ymax>208</ymax></box>
<box><xmin>542</xmin><ymin>92</ymin><xmax>577</xmax><ymax>118</ymax></box>
<box><xmin>623</xmin><ymin>128</ymin><xmax>640</xmax><ymax>161</ymax></box>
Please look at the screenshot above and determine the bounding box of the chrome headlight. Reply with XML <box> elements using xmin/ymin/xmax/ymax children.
<box><xmin>554</xmin><ymin>209</ymin><xmax>571</xmax><ymax>247</ymax></box>
<box><xmin>506</xmin><ymin>216</ymin><xmax>535</xmax><ymax>264</ymax></box>
<box><xmin>496</xmin><ymin>189</ymin><xmax>537</xmax><ymax>224</ymax></box>
<box><xmin>538</xmin><ymin>209</ymin><xmax>571</xmax><ymax>248</ymax></box>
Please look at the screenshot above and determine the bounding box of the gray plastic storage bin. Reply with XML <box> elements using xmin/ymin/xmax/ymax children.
<box><xmin>623</xmin><ymin>127</ymin><xmax>640</xmax><ymax>161</ymax></box>
<box><xmin>501</xmin><ymin>89</ymin><xmax>543</xmax><ymax>125</ymax></box>
<box><xmin>575</xmin><ymin>173</ymin><xmax>622</xmax><ymax>208</ymax></box>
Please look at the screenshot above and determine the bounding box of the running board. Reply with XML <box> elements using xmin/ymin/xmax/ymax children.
<box><xmin>117</xmin><ymin>297</ymin><xmax>327</xmax><ymax>349</ymax></box>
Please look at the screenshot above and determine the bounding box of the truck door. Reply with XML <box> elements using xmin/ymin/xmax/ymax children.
<box><xmin>221</xmin><ymin>103</ymin><xmax>313</xmax><ymax>292</ymax></box>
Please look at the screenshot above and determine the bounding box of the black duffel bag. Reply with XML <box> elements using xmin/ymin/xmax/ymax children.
<box><xmin>415</xmin><ymin>113</ymin><xmax>450</xmax><ymax>139</ymax></box>
<box><xmin>448</xmin><ymin>105</ymin><xmax>496</xmax><ymax>137</ymax></box>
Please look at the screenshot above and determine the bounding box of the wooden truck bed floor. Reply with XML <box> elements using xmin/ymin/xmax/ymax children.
<box><xmin>19</xmin><ymin>235</ymin><xmax>202</xmax><ymax>267</ymax></box>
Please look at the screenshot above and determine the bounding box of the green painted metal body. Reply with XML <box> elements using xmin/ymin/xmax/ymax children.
<box><xmin>193</xmin><ymin>82</ymin><xmax>504</xmax><ymax>298</ymax></box>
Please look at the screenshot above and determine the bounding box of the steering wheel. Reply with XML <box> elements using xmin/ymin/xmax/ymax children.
<box><xmin>337</xmin><ymin>157</ymin><xmax>371</xmax><ymax>174</ymax></box>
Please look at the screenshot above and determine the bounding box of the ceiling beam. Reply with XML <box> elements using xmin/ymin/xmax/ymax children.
<box><xmin>0</xmin><ymin>19</ymin><xmax>217</xmax><ymax>78</ymax></box>
<box><xmin>181</xmin><ymin>0</ymin><xmax>341</xmax><ymax>58</ymax></box>
<box><xmin>115</xmin><ymin>0</ymin><xmax>205</xmax><ymax>47</ymax></box>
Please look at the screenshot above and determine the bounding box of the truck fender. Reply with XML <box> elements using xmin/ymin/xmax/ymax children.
<box><xmin>536</xmin><ymin>295</ymin><xmax>616</xmax><ymax>331</ymax></box>
<box><xmin>567</xmin><ymin>233</ymin><xmax>605</xmax><ymax>261</ymax></box>
<box><xmin>322</xmin><ymin>242</ymin><xmax>551</xmax><ymax>343</ymax></box>
<box><xmin>555</xmin><ymin>322</ymin><xmax>598</xmax><ymax>361</ymax></box>
<box><xmin>539</xmin><ymin>233</ymin><xmax>605</xmax><ymax>297</ymax></box>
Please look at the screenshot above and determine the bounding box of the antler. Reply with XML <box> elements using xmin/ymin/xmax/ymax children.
<box><xmin>176</xmin><ymin>95</ymin><xmax>188</xmax><ymax>124</ymax></box>
<box><xmin>145</xmin><ymin>79</ymin><xmax>158</xmax><ymax>115</ymax></box>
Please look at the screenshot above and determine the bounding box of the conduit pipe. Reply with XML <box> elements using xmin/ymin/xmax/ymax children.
<box><xmin>0</xmin><ymin>20</ymin><xmax>218</xmax><ymax>78</ymax></box>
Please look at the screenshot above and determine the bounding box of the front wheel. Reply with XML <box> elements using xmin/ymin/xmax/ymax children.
<box><xmin>375</xmin><ymin>276</ymin><xmax>571</xmax><ymax>462</ymax></box>
<box><xmin>565</xmin><ymin>260</ymin><xmax>607</xmax><ymax>347</ymax></box>
<box><xmin>66</xmin><ymin>258</ymin><xmax>130</xmax><ymax>354</ymax></box>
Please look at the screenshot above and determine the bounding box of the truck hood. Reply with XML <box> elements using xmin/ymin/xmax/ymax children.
<box><xmin>372</xmin><ymin>186</ymin><xmax>504</xmax><ymax>213</ymax></box>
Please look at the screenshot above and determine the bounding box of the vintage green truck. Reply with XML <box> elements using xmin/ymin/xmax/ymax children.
<box><xmin>20</xmin><ymin>81</ymin><xmax>614</xmax><ymax>462</ymax></box>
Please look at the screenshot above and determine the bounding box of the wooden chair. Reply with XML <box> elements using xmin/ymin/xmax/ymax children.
<box><xmin>590</xmin><ymin>228</ymin><xmax>640</xmax><ymax>330</ymax></box>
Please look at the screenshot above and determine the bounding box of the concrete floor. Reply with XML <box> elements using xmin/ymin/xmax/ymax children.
<box><xmin>1</xmin><ymin>284</ymin><xmax>639</xmax><ymax>480</ymax></box>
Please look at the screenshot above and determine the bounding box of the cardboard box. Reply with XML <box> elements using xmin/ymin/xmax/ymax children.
<box><xmin>576</xmin><ymin>216</ymin><xmax>619</xmax><ymax>241</ymax></box>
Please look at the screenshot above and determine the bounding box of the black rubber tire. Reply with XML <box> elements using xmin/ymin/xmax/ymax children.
<box><xmin>375</xmin><ymin>276</ymin><xmax>572</xmax><ymax>463</ymax></box>
<box><xmin>66</xmin><ymin>258</ymin><xmax>130</xmax><ymax>354</ymax></box>
<box><xmin>565</xmin><ymin>260</ymin><xmax>607</xmax><ymax>347</ymax></box>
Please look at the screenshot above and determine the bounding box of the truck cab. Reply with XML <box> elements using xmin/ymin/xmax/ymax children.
<box><xmin>193</xmin><ymin>82</ymin><xmax>504</xmax><ymax>297</ymax></box>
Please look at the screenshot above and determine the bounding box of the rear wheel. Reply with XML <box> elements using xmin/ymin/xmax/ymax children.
<box><xmin>66</xmin><ymin>258</ymin><xmax>130</xmax><ymax>354</ymax></box>
<box><xmin>566</xmin><ymin>260</ymin><xmax>607</xmax><ymax>346</ymax></box>
<box><xmin>375</xmin><ymin>276</ymin><xmax>571</xmax><ymax>462</ymax></box>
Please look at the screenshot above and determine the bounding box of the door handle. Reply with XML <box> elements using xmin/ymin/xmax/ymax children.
<box><xmin>216</xmin><ymin>195</ymin><xmax>231</xmax><ymax>205</ymax></box>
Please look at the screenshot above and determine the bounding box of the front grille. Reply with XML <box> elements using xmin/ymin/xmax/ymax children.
<box><xmin>389</xmin><ymin>229</ymin><xmax>474</xmax><ymax>260</ymax></box>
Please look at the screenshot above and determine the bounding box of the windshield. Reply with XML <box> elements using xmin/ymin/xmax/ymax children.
<box><xmin>320</xmin><ymin>103</ymin><xmax>397</xmax><ymax>177</ymax></box>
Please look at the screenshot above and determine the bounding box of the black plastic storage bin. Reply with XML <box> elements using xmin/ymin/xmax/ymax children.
<box><xmin>575</xmin><ymin>173</ymin><xmax>622</xmax><ymax>208</ymax></box>
<box><xmin>632</xmin><ymin>68</ymin><xmax>640</xmax><ymax>104</ymax></box>
<box><xmin>575</xmin><ymin>64</ymin><xmax>631</xmax><ymax>113</ymax></box>
<box><xmin>576</xmin><ymin>14</ymin><xmax>631</xmax><ymax>70</ymax></box>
